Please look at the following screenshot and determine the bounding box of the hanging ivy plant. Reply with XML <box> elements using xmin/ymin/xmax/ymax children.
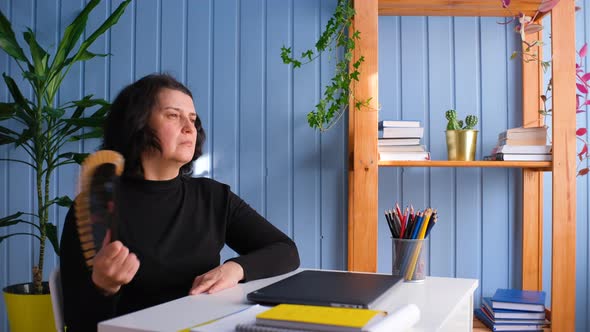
<box><xmin>280</xmin><ymin>0</ymin><xmax>371</xmax><ymax>132</ymax></box>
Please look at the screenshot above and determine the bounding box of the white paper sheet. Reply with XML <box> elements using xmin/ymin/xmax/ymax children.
<box><xmin>364</xmin><ymin>304</ymin><xmax>420</xmax><ymax>332</ymax></box>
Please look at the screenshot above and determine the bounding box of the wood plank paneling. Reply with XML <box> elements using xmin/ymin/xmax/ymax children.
<box><xmin>480</xmin><ymin>15</ymin><xmax>510</xmax><ymax>303</ymax></box>
<box><xmin>293</xmin><ymin>0</ymin><xmax>320</xmax><ymax>268</ymax></box>
<box><xmin>0</xmin><ymin>0</ymin><xmax>589</xmax><ymax>330</ymax></box>
<box><xmin>319</xmin><ymin>0</ymin><xmax>347</xmax><ymax>271</ymax></box>
<box><xmin>265</xmin><ymin>0</ymin><xmax>292</xmax><ymax>237</ymax></box>
<box><xmin>398</xmin><ymin>15</ymin><xmax>428</xmax><ymax>259</ymax></box>
<box><xmin>186</xmin><ymin>0</ymin><xmax>212</xmax><ymax>177</ymax></box>
<box><xmin>377</xmin><ymin>15</ymin><xmax>402</xmax><ymax>273</ymax></box>
<box><xmin>426</xmin><ymin>16</ymin><xmax>455</xmax><ymax>279</ymax></box>
<box><xmin>239</xmin><ymin>0</ymin><xmax>265</xmax><ymax>212</ymax></box>
<box><xmin>453</xmin><ymin>16</ymin><xmax>483</xmax><ymax>303</ymax></box>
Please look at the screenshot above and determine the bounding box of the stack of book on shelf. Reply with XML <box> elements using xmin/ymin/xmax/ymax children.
<box><xmin>194</xmin><ymin>303</ymin><xmax>420</xmax><ymax>332</ymax></box>
<box><xmin>474</xmin><ymin>288</ymin><xmax>550</xmax><ymax>331</ymax></box>
<box><xmin>378</xmin><ymin>120</ymin><xmax>429</xmax><ymax>161</ymax></box>
<box><xmin>485</xmin><ymin>126</ymin><xmax>551</xmax><ymax>161</ymax></box>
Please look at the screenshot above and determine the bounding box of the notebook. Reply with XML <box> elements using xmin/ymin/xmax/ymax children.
<box><xmin>246</xmin><ymin>270</ymin><xmax>403</xmax><ymax>309</ymax></box>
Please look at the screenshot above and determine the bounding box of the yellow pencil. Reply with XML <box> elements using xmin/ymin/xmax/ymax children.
<box><xmin>405</xmin><ymin>208</ymin><xmax>432</xmax><ymax>280</ymax></box>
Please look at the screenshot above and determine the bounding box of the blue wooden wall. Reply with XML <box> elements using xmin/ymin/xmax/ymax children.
<box><xmin>0</xmin><ymin>0</ymin><xmax>588</xmax><ymax>331</ymax></box>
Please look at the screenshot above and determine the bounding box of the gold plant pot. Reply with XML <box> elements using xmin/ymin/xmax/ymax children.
<box><xmin>445</xmin><ymin>130</ymin><xmax>478</xmax><ymax>161</ymax></box>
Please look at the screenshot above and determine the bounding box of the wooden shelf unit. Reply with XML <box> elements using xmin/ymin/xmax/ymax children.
<box><xmin>378</xmin><ymin>160</ymin><xmax>552</xmax><ymax>170</ymax></box>
<box><xmin>347</xmin><ymin>0</ymin><xmax>576</xmax><ymax>331</ymax></box>
<box><xmin>378</xmin><ymin>0</ymin><xmax>543</xmax><ymax>17</ymax></box>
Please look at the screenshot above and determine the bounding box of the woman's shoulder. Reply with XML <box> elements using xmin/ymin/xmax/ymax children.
<box><xmin>182</xmin><ymin>176</ymin><xmax>230</xmax><ymax>191</ymax></box>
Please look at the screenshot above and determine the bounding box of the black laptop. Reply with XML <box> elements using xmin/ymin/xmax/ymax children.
<box><xmin>246</xmin><ymin>270</ymin><xmax>403</xmax><ymax>309</ymax></box>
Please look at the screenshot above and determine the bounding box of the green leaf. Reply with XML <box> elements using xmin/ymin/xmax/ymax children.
<box><xmin>22</xmin><ymin>71</ymin><xmax>45</xmax><ymax>83</ymax></box>
<box><xmin>0</xmin><ymin>212</ymin><xmax>24</xmax><ymax>223</ymax></box>
<box><xmin>89</xmin><ymin>104</ymin><xmax>110</xmax><ymax>118</ymax></box>
<box><xmin>58</xmin><ymin>95</ymin><xmax>101</xmax><ymax>135</ymax></box>
<box><xmin>57</xmin><ymin>152</ymin><xmax>88</xmax><ymax>164</ymax></box>
<box><xmin>2</xmin><ymin>74</ymin><xmax>33</xmax><ymax>114</ymax></box>
<box><xmin>0</xmin><ymin>10</ymin><xmax>29</xmax><ymax>62</ymax></box>
<box><xmin>0</xmin><ymin>124</ymin><xmax>20</xmax><ymax>143</ymax></box>
<box><xmin>69</xmin><ymin>129</ymin><xmax>102</xmax><ymax>141</ymax></box>
<box><xmin>63</xmin><ymin>117</ymin><xmax>104</xmax><ymax>127</ymax></box>
<box><xmin>14</xmin><ymin>127</ymin><xmax>33</xmax><ymax>148</ymax></box>
<box><xmin>71</xmin><ymin>0</ymin><xmax>132</xmax><ymax>64</ymax></box>
<box><xmin>50</xmin><ymin>0</ymin><xmax>101</xmax><ymax>74</ymax></box>
<box><xmin>56</xmin><ymin>195</ymin><xmax>74</xmax><ymax>207</ymax></box>
<box><xmin>510</xmin><ymin>51</ymin><xmax>518</xmax><ymax>60</ymax></box>
<box><xmin>0</xmin><ymin>132</ymin><xmax>17</xmax><ymax>145</ymax></box>
<box><xmin>64</xmin><ymin>50</ymin><xmax>109</xmax><ymax>66</ymax></box>
<box><xmin>70</xmin><ymin>97</ymin><xmax>109</xmax><ymax>108</ymax></box>
<box><xmin>44</xmin><ymin>106</ymin><xmax>66</xmax><ymax>120</ymax></box>
<box><xmin>0</xmin><ymin>220</ymin><xmax>22</xmax><ymax>227</ymax></box>
<box><xmin>55</xmin><ymin>195</ymin><xmax>73</xmax><ymax>207</ymax></box>
<box><xmin>44</xmin><ymin>195</ymin><xmax>74</xmax><ymax>210</ymax></box>
<box><xmin>45</xmin><ymin>223</ymin><xmax>60</xmax><ymax>255</ymax></box>
<box><xmin>0</xmin><ymin>102</ymin><xmax>16</xmax><ymax>120</ymax></box>
<box><xmin>23</xmin><ymin>28</ymin><xmax>49</xmax><ymax>78</ymax></box>
<box><xmin>0</xmin><ymin>125</ymin><xmax>19</xmax><ymax>136</ymax></box>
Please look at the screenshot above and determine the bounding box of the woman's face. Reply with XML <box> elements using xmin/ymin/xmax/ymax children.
<box><xmin>146</xmin><ymin>88</ymin><xmax>197</xmax><ymax>167</ymax></box>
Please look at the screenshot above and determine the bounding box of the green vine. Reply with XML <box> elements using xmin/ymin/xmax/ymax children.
<box><xmin>280</xmin><ymin>0</ymin><xmax>371</xmax><ymax>131</ymax></box>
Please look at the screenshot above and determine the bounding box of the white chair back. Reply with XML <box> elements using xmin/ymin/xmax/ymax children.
<box><xmin>49</xmin><ymin>268</ymin><xmax>64</xmax><ymax>332</ymax></box>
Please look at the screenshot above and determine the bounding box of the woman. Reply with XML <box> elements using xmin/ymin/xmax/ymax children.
<box><xmin>60</xmin><ymin>74</ymin><xmax>300</xmax><ymax>331</ymax></box>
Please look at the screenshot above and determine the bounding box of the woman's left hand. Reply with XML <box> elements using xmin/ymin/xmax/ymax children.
<box><xmin>189</xmin><ymin>261</ymin><xmax>244</xmax><ymax>295</ymax></box>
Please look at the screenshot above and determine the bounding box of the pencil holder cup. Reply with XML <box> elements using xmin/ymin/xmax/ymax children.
<box><xmin>392</xmin><ymin>238</ymin><xmax>428</xmax><ymax>282</ymax></box>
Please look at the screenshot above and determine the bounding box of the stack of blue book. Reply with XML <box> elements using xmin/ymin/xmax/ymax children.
<box><xmin>475</xmin><ymin>289</ymin><xmax>550</xmax><ymax>331</ymax></box>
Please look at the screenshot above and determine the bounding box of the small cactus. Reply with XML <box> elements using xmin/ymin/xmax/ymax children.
<box><xmin>464</xmin><ymin>115</ymin><xmax>478</xmax><ymax>129</ymax></box>
<box><xmin>445</xmin><ymin>109</ymin><xmax>478</xmax><ymax>130</ymax></box>
<box><xmin>445</xmin><ymin>109</ymin><xmax>461</xmax><ymax>130</ymax></box>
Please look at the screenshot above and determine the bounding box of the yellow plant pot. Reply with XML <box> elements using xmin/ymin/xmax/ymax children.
<box><xmin>3</xmin><ymin>282</ymin><xmax>56</xmax><ymax>332</ymax></box>
<box><xmin>445</xmin><ymin>130</ymin><xmax>478</xmax><ymax>161</ymax></box>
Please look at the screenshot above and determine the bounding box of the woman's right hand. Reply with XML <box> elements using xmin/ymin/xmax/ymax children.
<box><xmin>91</xmin><ymin>230</ymin><xmax>140</xmax><ymax>295</ymax></box>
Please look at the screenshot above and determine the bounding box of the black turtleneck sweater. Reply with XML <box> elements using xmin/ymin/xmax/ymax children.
<box><xmin>60</xmin><ymin>175</ymin><xmax>300</xmax><ymax>332</ymax></box>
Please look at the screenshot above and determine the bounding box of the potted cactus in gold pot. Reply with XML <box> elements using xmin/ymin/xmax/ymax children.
<box><xmin>445</xmin><ymin>109</ymin><xmax>479</xmax><ymax>161</ymax></box>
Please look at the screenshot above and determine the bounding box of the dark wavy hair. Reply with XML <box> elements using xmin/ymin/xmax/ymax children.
<box><xmin>102</xmin><ymin>73</ymin><xmax>206</xmax><ymax>176</ymax></box>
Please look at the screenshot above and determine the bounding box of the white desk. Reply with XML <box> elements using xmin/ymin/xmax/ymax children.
<box><xmin>98</xmin><ymin>271</ymin><xmax>478</xmax><ymax>332</ymax></box>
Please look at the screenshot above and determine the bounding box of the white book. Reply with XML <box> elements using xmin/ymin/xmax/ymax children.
<box><xmin>378</xmin><ymin>138</ymin><xmax>421</xmax><ymax>146</ymax></box>
<box><xmin>496</xmin><ymin>145</ymin><xmax>552</xmax><ymax>154</ymax></box>
<box><xmin>495</xmin><ymin>153</ymin><xmax>552</xmax><ymax>161</ymax></box>
<box><xmin>498</xmin><ymin>126</ymin><xmax>547</xmax><ymax>140</ymax></box>
<box><xmin>379</xmin><ymin>151</ymin><xmax>430</xmax><ymax>161</ymax></box>
<box><xmin>498</xmin><ymin>137</ymin><xmax>548</xmax><ymax>146</ymax></box>
<box><xmin>380</xmin><ymin>127</ymin><xmax>424</xmax><ymax>139</ymax></box>
<box><xmin>378</xmin><ymin>145</ymin><xmax>426</xmax><ymax>152</ymax></box>
<box><xmin>379</xmin><ymin>120</ymin><xmax>420</xmax><ymax>128</ymax></box>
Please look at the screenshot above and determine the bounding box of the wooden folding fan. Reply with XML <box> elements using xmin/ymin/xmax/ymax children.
<box><xmin>75</xmin><ymin>150</ymin><xmax>125</xmax><ymax>268</ymax></box>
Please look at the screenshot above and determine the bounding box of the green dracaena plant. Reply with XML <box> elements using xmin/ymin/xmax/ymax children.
<box><xmin>0</xmin><ymin>0</ymin><xmax>131</xmax><ymax>293</ymax></box>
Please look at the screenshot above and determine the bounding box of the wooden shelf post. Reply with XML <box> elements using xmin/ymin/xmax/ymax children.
<box><xmin>521</xmin><ymin>30</ymin><xmax>544</xmax><ymax>292</ymax></box>
<box><xmin>348</xmin><ymin>0</ymin><xmax>379</xmax><ymax>272</ymax></box>
<box><xmin>550</xmin><ymin>0</ymin><xmax>577</xmax><ymax>329</ymax></box>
